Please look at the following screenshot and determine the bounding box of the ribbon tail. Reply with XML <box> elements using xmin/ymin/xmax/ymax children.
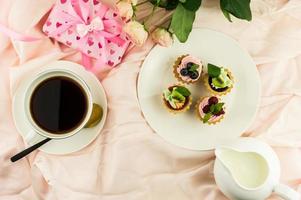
<box><xmin>0</xmin><ymin>23</ymin><xmax>41</xmax><ymax>41</ymax></box>
<box><xmin>81</xmin><ymin>53</ymin><xmax>93</xmax><ymax>70</ymax></box>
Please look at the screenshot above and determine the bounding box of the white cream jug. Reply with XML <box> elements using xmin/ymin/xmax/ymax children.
<box><xmin>214</xmin><ymin>138</ymin><xmax>300</xmax><ymax>200</ymax></box>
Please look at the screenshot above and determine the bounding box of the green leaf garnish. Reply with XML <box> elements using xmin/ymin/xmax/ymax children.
<box><xmin>210</xmin><ymin>103</ymin><xmax>225</xmax><ymax>115</ymax></box>
<box><xmin>170</xmin><ymin>4</ymin><xmax>195</xmax><ymax>43</ymax></box>
<box><xmin>208</xmin><ymin>63</ymin><xmax>221</xmax><ymax>78</ymax></box>
<box><xmin>220</xmin><ymin>0</ymin><xmax>252</xmax><ymax>22</ymax></box>
<box><xmin>203</xmin><ymin>113</ymin><xmax>212</xmax><ymax>123</ymax></box>
<box><xmin>210</xmin><ymin>104</ymin><xmax>215</xmax><ymax>113</ymax></box>
<box><xmin>164</xmin><ymin>87</ymin><xmax>188</xmax><ymax>109</ymax></box>
<box><xmin>188</xmin><ymin>64</ymin><xmax>199</xmax><ymax>72</ymax></box>
<box><xmin>203</xmin><ymin>102</ymin><xmax>224</xmax><ymax>123</ymax></box>
<box><xmin>174</xmin><ymin>86</ymin><xmax>191</xmax><ymax>97</ymax></box>
<box><xmin>182</xmin><ymin>0</ymin><xmax>202</xmax><ymax>11</ymax></box>
<box><xmin>164</xmin><ymin>86</ymin><xmax>190</xmax><ymax>107</ymax></box>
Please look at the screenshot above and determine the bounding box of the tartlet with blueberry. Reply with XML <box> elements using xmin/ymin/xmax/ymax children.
<box><xmin>173</xmin><ymin>55</ymin><xmax>202</xmax><ymax>84</ymax></box>
<box><xmin>162</xmin><ymin>84</ymin><xmax>192</xmax><ymax>114</ymax></box>
<box><xmin>203</xmin><ymin>63</ymin><xmax>234</xmax><ymax>96</ymax></box>
<box><xmin>196</xmin><ymin>96</ymin><xmax>225</xmax><ymax>124</ymax></box>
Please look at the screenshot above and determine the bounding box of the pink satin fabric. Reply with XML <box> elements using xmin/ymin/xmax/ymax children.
<box><xmin>1</xmin><ymin>0</ymin><xmax>301</xmax><ymax>199</ymax></box>
<box><xmin>0</xmin><ymin>23</ymin><xmax>40</xmax><ymax>42</ymax></box>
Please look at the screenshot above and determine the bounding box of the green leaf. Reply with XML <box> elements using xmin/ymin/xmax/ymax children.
<box><xmin>208</xmin><ymin>63</ymin><xmax>221</xmax><ymax>78</ymax></box>
<box><xmin>221</xmin><ymin>8</ymin><xmax>232</xmax><ymax>22</ymax></box>
<box><xmin>182</xmin><ymin>0</ymin><xmax>202</xmax><ymax>11</ymax></box>
<box><xmin>220</xmin><ymin>0</ymin><xmax>252</xmax><ymax>22</ymax></box>
<box><xmin>188</xmin><ymin>64</ymin><xmax>199</xmax><ymax>72</ymax></box>
<box><xmin>203</xmin><ymin>113</ymin><xmax>212</xmax><ymax>123</ymax></box>
<box><xmin>211</xmin><ymin>103</ymin><xmax>224</xmax><ymax>114</ymax></box>
<box><xmin>150</xmin><ymin>0</ymin><xmax>179</xmax><ymax>10</ymax></box>
<box><xmin>174</xmin><ymin>86</ymin><xmax>191</xmax><ymax>97</ymax></box>
<box><xmin>210</xmin><ymin>104</ymin><xmax>215</xmax><ymax>113</ymax></box>
<box><xmin>170</xmin><ymin>4</ymin><xmax>196</xmax><ymax>43</ymax></box>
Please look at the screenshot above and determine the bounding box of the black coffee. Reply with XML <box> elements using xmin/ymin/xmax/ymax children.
<box><xmin>30</xmin><ymin>76</ymin><xmax>88</xmax><ymax>134</ymax></box>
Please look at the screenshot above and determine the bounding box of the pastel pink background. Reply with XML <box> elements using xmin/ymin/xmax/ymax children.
<box><xmin>1</xmin><ymin>0</ymin><xmax>301</xmax><ymax>199</ymax></box>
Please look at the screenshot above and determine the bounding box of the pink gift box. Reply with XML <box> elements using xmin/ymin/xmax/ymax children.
<box><xmin>43</xmin><ymin>0</ymin><xmax>130</xmax><ymax>67</ymax></box>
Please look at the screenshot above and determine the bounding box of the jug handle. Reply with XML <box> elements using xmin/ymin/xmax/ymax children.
<box><xmin>273</xmin><ymin>184</ymin><xmax>300</xmax><ymax>200</ymax></box>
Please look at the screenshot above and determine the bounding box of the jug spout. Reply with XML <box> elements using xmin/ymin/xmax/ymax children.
<box><xmin>215</xmin><ymin>147</ymin><xmax>269</xmax><ymax>190</ymax></box>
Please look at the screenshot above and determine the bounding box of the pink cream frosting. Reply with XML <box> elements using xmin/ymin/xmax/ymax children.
<box><xmin>198</xmin><ymin>97</ymin><xmax>224</xmax><ymax>123</ymax></box>
<box><xmin>176</xmin><ymin>55</ymin><xmax>202</xmax><ymax>81</ymax></box>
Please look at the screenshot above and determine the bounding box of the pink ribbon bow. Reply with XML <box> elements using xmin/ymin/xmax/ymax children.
<box><xmin>43</xmin><ymin>0</ymin><xmax>130</xmax><ymax>68</ymax></box>
<box><xmin>76</xmin><ymin>17</ymin><xmax>104</xmax><ymax>37</ymax></box>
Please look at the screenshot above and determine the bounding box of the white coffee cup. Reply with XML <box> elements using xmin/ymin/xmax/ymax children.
<box><xmin>24</xmin><ymin>69</ymin><xmax>99</xmax><ymax>140</ymax></box>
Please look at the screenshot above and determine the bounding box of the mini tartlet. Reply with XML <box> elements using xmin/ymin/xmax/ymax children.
<box><xmin>196</xmin><ymin>96</ymin><xmax>225</xmax><ymax>124</ymax></box>
<box><xmin>173</xmin><ymin>55</ymin><xmax>203</xmax><ymax>84</ymax></box>
<box><xmin>162</xmin><ymin>85</ymin><xmax>192</xmax><ymax>114</ymax></box>
<box><xmin>203</xmin><ymin>63</ymin><xmax>234</xmax><ymax>96</ymax></box>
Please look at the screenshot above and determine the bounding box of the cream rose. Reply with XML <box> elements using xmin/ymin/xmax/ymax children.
<box><xmin>124</xmin><ymin>0</ymin><xmax>138</xmax><ymax>6</ymax></box>
<box><xmin>123</xmin><ymin>21</ymin><xmax>148</xmax><ymax>46</ymax></box>
<box><xmin>151</xmin><ymin>28</ymin><xmax>173</xmax><ymax>47</ymax></box>
<box><xmin>116</xmin><ymin>1</ymin><xmax>134</xmax><ymax>21</ymax></box>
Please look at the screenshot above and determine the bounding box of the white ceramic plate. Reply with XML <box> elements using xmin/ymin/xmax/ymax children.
<box><xmin>12</xmin><ymin>61</ymin><xmax>107</xmax><ymax>154</ymax></box>
<box><xmin>137</xmin><ymin>28</ymin><xmax>261</xmax><ymax>150</ymax></box>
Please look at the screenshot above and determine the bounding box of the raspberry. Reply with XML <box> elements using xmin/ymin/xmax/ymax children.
<box><xmin>202</xmin><ymin>105</ymin><xmax>211</xmax><ymax>114</ymax></box>
<box><xmin>208</xmin><ymin>96</ymin><xmax>218</xmax><ymax>105</ymax></box>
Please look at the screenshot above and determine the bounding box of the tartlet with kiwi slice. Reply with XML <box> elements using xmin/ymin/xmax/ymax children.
<box><xmin>203</xmin><ymin>63</ymin><xmax>234</xmax><ymax>96</ymax></box>
<box><xmin>162</xmin><ymin>84</ymin><xmax>192</xmax><ymax>114</ymax></box>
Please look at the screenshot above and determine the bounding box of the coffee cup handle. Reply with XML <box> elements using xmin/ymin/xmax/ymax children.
<box><xmin>273</xmin><ymin>184</ymin><xmax>300</xmax><ymax>200</ymax></box>
<box><xmin>84</xmin><ymin>103</ymin><xmax>103</xmax><ymax>128</ymax></box>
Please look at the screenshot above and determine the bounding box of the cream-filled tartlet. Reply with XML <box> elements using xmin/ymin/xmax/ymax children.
<box><xmin>196</xmin><ymin>96</ymin><xmax>225</xmax><ymax>124</ymax></box>
<box><xmin>203</xmin><ymin>63</ymin><xmax>234</xmax><ymax>96</ymax></box>
<box><xmin>173</xmin><ymin>55</ymin><xmax>202</xmax><ymax>84</ymax></box>
<box><xmin>162</xmin><ymin>84</ymin><xmax>192</xmax><ymax>114</ymax></box>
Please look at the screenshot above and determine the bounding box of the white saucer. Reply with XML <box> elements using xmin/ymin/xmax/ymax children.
<box><xmin>12</xmin><ymin>61</ymin><xmax>107</xmax><ymax>155</ymax></box>
<box><xmin>138</xmin><ymin>28</ymin><xmax>261</xmax><ymax>150</ymax></box>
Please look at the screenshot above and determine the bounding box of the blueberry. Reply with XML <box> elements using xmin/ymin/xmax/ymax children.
<box><xmin>208</xmin><ymin>96</ymin><xmax>218</xmax><ymax>105</ymax></box>
<box><xmin>180</xmin><ymin>68</ymin><xmax>189</xmax><ymax>76</ymax></box>
<box><xmin>202</xmin><ymin>105</ymin><xmax>211</xmax><ymax>114</ymax></box>
<box><xmin>189</xmin><ymin>71</ymin><xmax>199</xmax><ymax>80</ymax></box>
<box><xmin>186</xmin><ymin>62</ymin><xmax>194</xmax><ymax>69</ymax></box>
